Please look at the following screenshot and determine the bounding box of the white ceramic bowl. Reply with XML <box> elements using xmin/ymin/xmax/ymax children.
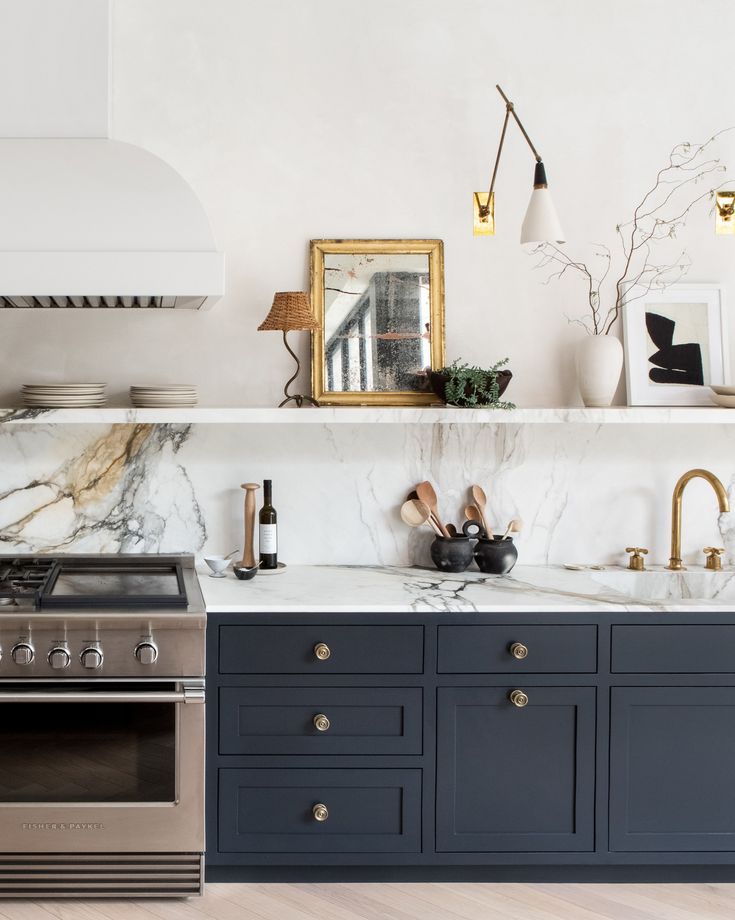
<box><xmin>710</xmin><ymin>391</ymin><xmax>735</xmax><ymax>408</ymax></box>
<box><xmin>203</xmin><ymin>555</ymin><xmax>232</xmax><ymax>578</ymax></box>
<box><xmin>711</xmin><ymin>385</ymin><xmax>735</xmax><ymax>397</ymax></box>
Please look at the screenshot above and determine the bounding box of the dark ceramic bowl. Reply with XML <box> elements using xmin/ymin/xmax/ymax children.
<box><xmin>233</xmin><ymin>564</ymin><xmax>259</xmax><ymax>581</ymax></box>
<box><xmin>429</xmin><ymin>369</ymin><xmax>512</xmax><ymax>406</ymax></box>
<box><xmin>430</xmin><ymin>536</ymin><xmax>474</xmax><ymax>573</ymax></box>
<box><xmin>473</xmin><ymin>536</ymin><xmax>518</xmax><ymax>575</ymax></box>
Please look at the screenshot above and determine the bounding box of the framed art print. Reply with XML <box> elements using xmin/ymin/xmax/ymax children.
<box><xmin>623</xmin><ymin>284</ymin><xmax>728</xmax><ymax>406</ymax></box>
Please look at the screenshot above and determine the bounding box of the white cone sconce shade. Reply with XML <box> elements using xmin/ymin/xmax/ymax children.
<box><xmin>520</xmin><ymin>163</ymin><xmax>565</xmax><ymax>244</ymax></box>
<box><xmin>475</xmin><ymin>86</ymin><xmax>566</xmax><ymax>243</ymax></box>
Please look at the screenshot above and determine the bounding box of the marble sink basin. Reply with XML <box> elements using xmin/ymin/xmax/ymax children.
<box><xmin>587</xmin><ymin>566</ymin><xmax>735</xmax><ymax>602</ymax></box>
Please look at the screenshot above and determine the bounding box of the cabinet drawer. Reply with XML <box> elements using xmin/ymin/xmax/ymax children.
<box><xmin>218</xmin><ymin>768</ymin><xmax>421</xmax><ymax>853</ymax></box>
<box><xmin>219</xmin><ymin>687</ymin><xmax>423</xmax><ymax>755</ymax></box>
<box><xmin>437</xmin><ymin>625</ymin><xmax>597</xmax><ymax>673</ymax></box>
<box><xmin>219</xmin><ymin>625</ymin><xmax>423</xmax><ymax>674</ymax></box>
<box><xmin>612</xmin><ymin>626</ymin><xmax>735</xmax><ymax>673</ymax></box>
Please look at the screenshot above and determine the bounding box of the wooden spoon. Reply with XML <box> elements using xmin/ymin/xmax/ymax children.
<box><xmin>501</xmin><ymin>518</ymin><xmax>522</xmax><ymax>540</ymax></box>
<box><xmin>465</xmin><ymin>503</ymin><xmax>494</xmax><ymax>539</ymax></box>
<box><xmin>401</xmin><ymin>499</ymin><xmax>443</xmax><ymax>536</ymax></box>
<box><xmin>446</xmin><ymin>523</ymin><xmax>458</xmax><ymax>537</ymax></box>
<box><xmin>470</xmin><ymin>485</ymin><xmax>491</xmax><ymax>535</ymax></box>
<box><xmin>407</xmin><ymin>489</ymin><xmax>443</xmax><ymax>533</ymax></box>
<box><xmin>416</xmin><ymin>481</ymin><xmax>451</xmax><ymax>538</ymax></box>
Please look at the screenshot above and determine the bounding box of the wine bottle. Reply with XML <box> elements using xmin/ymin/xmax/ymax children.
<box><xmin>259</xmin><ymin>479</ymin><xmax>278</xmax><ymax>569</ymax></box>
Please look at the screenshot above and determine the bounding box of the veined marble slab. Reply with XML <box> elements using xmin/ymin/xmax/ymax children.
<box><xmin>0</xmin><ymin>420</ymin><xmax>733</xmax><ymax>565</ymax></box>
<box><xmin>199</xmin><ymin>564</ymin><xmax>735</xmax><ymax>613</ymax></box>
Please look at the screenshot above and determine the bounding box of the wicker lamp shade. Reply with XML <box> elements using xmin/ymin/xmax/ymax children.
<box><xmin>258</xmin><ymin>292</ymin><xmax>318</xmax><ymax>331</ymax></box>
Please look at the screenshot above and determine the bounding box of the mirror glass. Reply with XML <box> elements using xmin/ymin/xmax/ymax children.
<box><xmin>322</xmin><ymin>253</ymin><xmax>433</xmax><ymax>393</ymax></box>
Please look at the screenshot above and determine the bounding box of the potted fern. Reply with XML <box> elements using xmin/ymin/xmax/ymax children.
<box><xmin>430</xmin><ymin>359</ymin><xmax>515</xmax><ymax>408</ymax></box>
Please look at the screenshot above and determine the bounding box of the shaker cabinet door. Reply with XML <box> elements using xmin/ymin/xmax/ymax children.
<box><xmin>436</xmin><ymin>686</ymin><xmax>595</xmax><ymax>852</ymax></box>
<box><xmin>610</xmin><ymin>687</ymin><xmax>735</xmax><ymax>852</ymax></box>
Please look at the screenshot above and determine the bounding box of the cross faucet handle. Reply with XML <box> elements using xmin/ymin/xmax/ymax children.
<box><xmin>703</xmin><ymin>547</ymin><xmax>725</xmax><ymax>571</ymax></box>
<box><xmin>625</xmin><ymin>547</ymin><xmax>648</xmax><ymax>571</ymax></box>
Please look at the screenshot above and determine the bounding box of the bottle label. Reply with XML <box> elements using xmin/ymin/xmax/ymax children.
<box><xmin>259</xmin><ymin>524</ymin><xmax>278</xmax><ymax>554</ymax></box>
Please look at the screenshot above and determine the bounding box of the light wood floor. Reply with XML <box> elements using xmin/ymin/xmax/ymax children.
<box><xmin>0</xmin><ymin>883</ymin><xmax>733</xmax><ymax>920</ymax></box>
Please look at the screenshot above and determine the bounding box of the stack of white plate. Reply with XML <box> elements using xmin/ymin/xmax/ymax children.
<box><xmin>22</xmin><ymin>383</ymin><xmax>107</xmax><ymax>407</ymax></box>
<box><xmin>710</xmin><ymin>385</ymin><xmax>735</xmax><ymax>408</ymax></box>
<box><xmin>130</xmin><ymin>385</ymin><xmax>198</xmax><ymax>407</ymax></box>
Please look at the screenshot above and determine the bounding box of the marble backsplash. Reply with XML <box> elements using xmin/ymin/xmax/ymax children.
<box><xmin>1</xmin><ymin>421</ymin><xmax>735</xmax><ymax>569</ymax></box>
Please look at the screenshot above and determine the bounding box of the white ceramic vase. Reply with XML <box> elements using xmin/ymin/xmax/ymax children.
<box><xmin>576</xmin><ymin>335</ymin><xmax>623</xmax><ymax>408</ymax></box>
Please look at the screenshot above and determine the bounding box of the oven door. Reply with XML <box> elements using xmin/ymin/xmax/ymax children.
<box><xmin>0</xmin><ymin>682</ymin><xmax>204</xmax><ymax>853</ymax></box>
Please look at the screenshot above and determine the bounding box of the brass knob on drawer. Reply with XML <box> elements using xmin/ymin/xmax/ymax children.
<box><xmin>313</xmin><ymin>713</ymin><xmax>331</xmax><ymax>732</ymax></box>
<box><xmin>509</xmin><ymin>642</ymin><xmax>528</xmax><ymax>660</ymax></box>
<box><xmin>313</xmin><ymin>642</ymin><xmax>331</xmax><ymax>661</ymax></box>
<box><xmin>312</xmin><ymin>803</ymin><xmax>329</xmax><ymax>822</ymax></box>
<box><xmin>509</xmin><ymin>689</ymin><xmax>529</xmax><ymax>708</ymax></box>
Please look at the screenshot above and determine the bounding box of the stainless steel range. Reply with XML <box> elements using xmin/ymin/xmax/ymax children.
<box><xmin>0</xmin><ymin>554</ymin><xmax>205</xmax><ymax>898</ymax></box>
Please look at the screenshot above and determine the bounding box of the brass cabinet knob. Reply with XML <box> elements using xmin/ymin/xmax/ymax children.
<box><xmin>704</xmin><ymin>547</ymin><xmax>725</xmax><ymax>571</ymax></box>
<box><xmin>312</xmin><ymin>803</ymin><xmax>329</xmax><ymax>822</ymax></box>
<box><xmin>509</xmin><ymin>689</ymin><xmax>529</xmax><ymax>708</ymax></box>
<box><xmin>313</xmin><ymin>713</ymin><xmax>331</xmax><ymax>732</ymax></box>
<box><xmin>313</xmin><ymin>642</ymin><xmax>331</xmax><ymax>661</ymax></box>
<box><xmin>625</xmin><ymin>547</ymin><xmax>648</xmax><ymax>571</ymax></box>
<box><xmin>509</xmin><ymin>642</ymin><xmax>528</xmax><ymax>660</ymax></box>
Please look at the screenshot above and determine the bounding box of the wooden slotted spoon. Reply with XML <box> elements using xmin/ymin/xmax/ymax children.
<box><xmin>416</xmin><ymin>481</ymin><xmax>451</xmax><ymax>538</ymax></box>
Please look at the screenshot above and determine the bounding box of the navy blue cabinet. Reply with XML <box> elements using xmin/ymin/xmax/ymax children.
<box><xmin>436</xmin><ymin>686</ymin><xmax>595</xmax><ymax>852</ymax></box>
<box><xmin>219</xmin><ymin>686</ymin><xmax>423</xmax><ymax>756</ymax></box>
<box><xmin>218</xmin><ymin>768</ymin><xmax>421</xmax><ymax>854</ymax></box>
<box><xmin>207</xmin><ymin>612</ymin><xmax>735</xmax><ymax>879</ymax></box>
<box><xmin>219</xmin><ymin>624</ymin><xmax>424</xmax><ymax>674</ymax></box>
<box><xmin>610</xmin><ymin>687</ymin><xmax>735</xmax><ymax>852</ymax></box>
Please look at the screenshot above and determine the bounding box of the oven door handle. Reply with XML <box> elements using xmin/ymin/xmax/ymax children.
<box><xmin>0</xmin><ymin>688</ymin><xmax>205</xmax><ymax>704</ymax></box>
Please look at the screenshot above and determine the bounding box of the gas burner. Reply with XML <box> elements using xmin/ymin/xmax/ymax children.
<box><xmin>0</xmin><ymin>557</ymin><xmax>56</xmax><ymax>607</ymax></box>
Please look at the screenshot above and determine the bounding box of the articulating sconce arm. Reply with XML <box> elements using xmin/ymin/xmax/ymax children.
<box><xmin>477</xmin><ymin>84</ymin><xmax>544</xmax><ymax>218</ymax></box>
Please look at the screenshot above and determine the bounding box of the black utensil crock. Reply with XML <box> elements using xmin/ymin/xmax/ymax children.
<box><xmin>473</xmin><ymin>536</ymin><xmax>518</xmax><ymax>575</ymax></box>
<box><xmin>430</xmin><ymin>536</ymin><xmax>474</xmax><ymax>573</ymax></box>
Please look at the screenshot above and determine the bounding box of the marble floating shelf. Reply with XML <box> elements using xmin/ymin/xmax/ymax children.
<box><xmin>0</xmin><ymin>406</ymin><xmax>734</xmax><ymax>424</ymax></box>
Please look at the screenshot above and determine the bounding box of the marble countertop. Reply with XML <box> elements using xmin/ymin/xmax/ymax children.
<box><xmin>197</xmin><ymin>564</ymin><xmax>735</xmax><ymax>613</ymax></box>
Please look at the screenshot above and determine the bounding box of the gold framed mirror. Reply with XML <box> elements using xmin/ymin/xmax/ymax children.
<box><xmin>310</xmin><ymin>239</ymin><xmax>445</xmax><ymax>406</ymax></box>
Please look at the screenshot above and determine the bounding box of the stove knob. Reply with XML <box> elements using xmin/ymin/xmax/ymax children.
<box><xmin>80</xmin><ymin>647</ymin><xmax>103</xmax><ymax>670</ymax></box>
<box><xmin>48</xmin><ymin>647</ymin><xmax>70</xmax><ymax>670</ymax></box>
<box><xmin>11</xmin><ymin>643</ymin><xmax>34</xmax><ymax>665</ymax></box>
<box><xmin>135</xmin><ymin>642</ymin><xmax>158</xmax><ymax>666</ymax></box>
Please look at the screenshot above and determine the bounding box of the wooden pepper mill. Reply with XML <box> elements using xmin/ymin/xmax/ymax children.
<box><xmin>240</xmin><ymin>483</ymin><xmax>261</xmax><ymax>568</ymax></box>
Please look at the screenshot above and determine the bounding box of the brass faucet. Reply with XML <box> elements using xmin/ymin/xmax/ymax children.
<box><xmin>667</xmin><ymin>469</ymin><xmax>730</xmax><ymax>571</ymax></box>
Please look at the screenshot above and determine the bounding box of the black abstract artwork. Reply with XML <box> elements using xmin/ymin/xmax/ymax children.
<box><xmin>646</xmin><ymin>311</ymin><xmax>704</xmax><ymax>385</ymax></box>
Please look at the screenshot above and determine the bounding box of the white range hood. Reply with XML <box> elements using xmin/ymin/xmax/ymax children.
<box><xmin>0</xmin><ymin>0</ymin><xmax>224</xmax><ymax>310</ymax></box>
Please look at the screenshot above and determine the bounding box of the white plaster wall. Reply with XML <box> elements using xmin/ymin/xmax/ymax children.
<box><xmin>0</xmin><ymin>0</ymin><xmax>733</xmax><ymax>407</ymax></box>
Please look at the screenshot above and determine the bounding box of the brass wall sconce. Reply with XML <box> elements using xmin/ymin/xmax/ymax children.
<box><xmin>474</xmin><ymin>84</ymin><xmax>565</xmax><ymax>243</ymax></box>
<box><xmin>716</xmin><ymin>191</ymin><xmax>735</xmax><ymax>235</ymax></box>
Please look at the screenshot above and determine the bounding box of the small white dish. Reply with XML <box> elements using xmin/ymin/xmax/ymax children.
<box><xmin>204</xmin><ymin>555</ymin><xmax>232</xmax><ymax>578</ymax></box>
<box><xmin>711</xmin><ymin>385</ymin><xmax>735</xmax><ymax>397</ymax></box>
<box><xmin>710</xmin><ymin>391</ymin><xmax>735</xmax><ymax>408</ymax></box>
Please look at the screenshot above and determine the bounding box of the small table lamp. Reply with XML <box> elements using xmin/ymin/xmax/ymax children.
<box><xmin>258</xmin><ymin>292</ymin><xmax>320</xmax><ymax>408</ymax></box>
